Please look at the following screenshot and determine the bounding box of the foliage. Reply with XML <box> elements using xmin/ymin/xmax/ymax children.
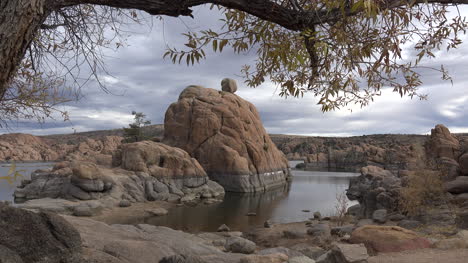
<box><xmin>2</xmin><ymin>5</ymin><xmax>149</xmax><ymax>126</ymax></box>
<box><xmin>0</xmin><ymin>163</ymin><xmax>25</xmax><ymax>184</ymax></box>
<box><xmin>4</xmin><ymin>0</ymin><xmax>468</xmax><ymax>125</ymax></box>
<box><xmin>399</xmin><ymin>169</ymin><xmax>446</xmax><ymax>216</ymax></box>
<box><xmin>166</xmin><ymin>2</ymin><xmax>467</xmax><ymax>111</ymax></box>
<box><xmin>123</xmin><ymin>111</ymin><xmax>151</xmax><ymax>143</ymax></box>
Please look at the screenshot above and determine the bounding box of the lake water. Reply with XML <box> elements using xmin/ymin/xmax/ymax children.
<box><xmin>0</xmin><ymin>162</ymin><xmax>54</xmax><ymax>203</ymax></box>
<box><xmin>141</xmin><ymin>168</ymin><xmax>358</xmax><ymax>232</ymax></box>
<box><xmin>0</xmin><ymin>161</ymin><xmax>359</xmax><ymax>232</ymax></box>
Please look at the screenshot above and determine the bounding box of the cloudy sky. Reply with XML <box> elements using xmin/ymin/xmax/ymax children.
<box><xmin>2</xmin><ymin>5</ymin><xmax>468</xmax><ymax>137</ymax></box>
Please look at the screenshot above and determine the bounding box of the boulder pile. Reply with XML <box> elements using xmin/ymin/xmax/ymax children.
<box><xmin>15</xmin><ymin>141</ymin><xmax>224</xmax><ymax>214</ymax></box>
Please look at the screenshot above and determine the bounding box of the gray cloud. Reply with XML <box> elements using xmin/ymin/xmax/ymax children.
<box><xmin>1</xmin><ymin>6</ymin><xmax>468</xmax><ymax>136</ymax></box>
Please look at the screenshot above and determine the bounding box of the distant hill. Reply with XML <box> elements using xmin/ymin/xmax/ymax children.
<box><xmin>40</xmin><ymin>124</ymin><xmax>164</xmax><ymax>145</ymax></box>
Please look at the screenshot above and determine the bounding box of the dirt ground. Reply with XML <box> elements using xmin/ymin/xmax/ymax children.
<box><xmin>369</xmin><ymin>248</ymin><xmax>468</xmax><ymax>263</ymax></box>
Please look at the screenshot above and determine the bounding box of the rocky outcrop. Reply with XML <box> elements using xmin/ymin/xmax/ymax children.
<box><xmin>428</xmin><ymin>124</ymin><xmax>460</xmax><ymax>160</ymax></box>
<box><xmin>14</xmin><ymin>141</ymin><xmax>224</xmax><ymax>213</ymax></box>
<box><xmin>163</xmin><ymin>85</ymin><xmax>290</xmax><ymax>192</ymax></box>
<box><xmin>0</xmin><ymin>202</ymin><xmax>83</xmax><ymax>263</ymax></box>
<box><xmin>346</xmin><ymin>166</ymin><xmax>402</xmax><ymax>218</ymax></box>
<box><xmin>349</xmin><ymin>225</ymin><xmax>431</xmax><ymax>253</ymax></box>
<box><xmin>64</xmin><ymin>215</ymin><xmax>251</xmax><ymax>263</ymax></box>
<box><xmin>0</xmin><ymin>133</ymin><xmax>123</xmax><ymax>162</ymax></box>
<box><xmin>459</xmin><ymin>153</ymin><xmax>468</xmax><ymax>175</ymax></box>
<box><xmin>0</xmin><ymin>133</ymin><xmax>62</xmax><ymax>161</ymax></box>
<box><xmin>272</xmin><ymin>134</ymin><xmax>427</xmax><ymax>171</ymax></box>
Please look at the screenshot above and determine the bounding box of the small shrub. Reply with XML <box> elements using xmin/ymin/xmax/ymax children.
<box><xmin>333</xmin><ymin>191</ymin><xmax>349</xmax><ymax>226</ymax></box>
<box><xmin>399</xmin><ymin>169</ymin><xmax>446</xmax><ymax>216</ymax></box>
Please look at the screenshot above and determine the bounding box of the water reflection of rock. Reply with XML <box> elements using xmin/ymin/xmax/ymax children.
<box><xmin>145</xmin><ymin>183</ymin><xmax>291</xmax><ymax>233</ymax></box>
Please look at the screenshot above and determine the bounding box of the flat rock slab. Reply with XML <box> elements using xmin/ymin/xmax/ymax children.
<box><xmin>64</xmin><ymin>216</ymin><xmax>245</xmax><ymax>263</ymax></box>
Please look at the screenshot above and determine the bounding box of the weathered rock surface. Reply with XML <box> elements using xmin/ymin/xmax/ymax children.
<box><xmin>346</xmin><ymin>166</ymin><xmax>401</xmax><ymax>218</ymax></box>
<box><xmin>428</xmin><ymin>124</ymin><xmax>460</xmax><ymax>160</ymax></box>
<box><xmin>317</xmin><ymin>244</ymin><xmax>368</xmax><ymax>263</ymax></box>
<box><xmin>224</xmin><ymin>236</ymin><xmax>256</xmax><ymax>254</ymax></box>
<box><xmin>0</xmin><ymin>133</ymin><xmax>61</xmax><ymax>161</ymax></box>
<box><xmin>290</xmin><ymin>244</ymin><xmax>325</xmax><ymax>260</ymax></box>
<box><xmin>64</xmin><ymin>216</ymin><xmax>246</xmax><ymax>263</ymax></box>
<box><xmin>0</xmin><ymin>133</ymin><xmax>123</xmax><ymax>162</ymax></box>
<box><xmin>349</xmin><ymin>225</ymin><xmax>431</xmax><ymax>253</ymax></box>
<box><xmin>271</xmin><ymin>133</ymin><xmax>427</xmax><ymax>171</ymax></box>
<box><xmin>163</xmin><ymin>85</ymin><xmax>290</xmax><ymax>192</ymax></box>
<box><xmin>14</xmin><ymin>141</ymin><xmax>224</xmax><ymax>213</ymax></box>
<box><xmin>445</xmin><ymin>176</ymin><xmax>468</xmax><ymax>194</ymax></box>
<box><xmin>459</xmin><ymin>153</ymin><xmax>468</xmax><ymax>175</ymax></box>
<box><xmin>0</xmin><ymin>203</ymin><xmax>83</xmax><ymax>263</ymax></box>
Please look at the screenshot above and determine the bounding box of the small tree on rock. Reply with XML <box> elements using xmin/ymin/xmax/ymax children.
<box><xmin>123</xmin><ymin>111</ymin><xmax>151</xmax><ymax>143</ymax></box>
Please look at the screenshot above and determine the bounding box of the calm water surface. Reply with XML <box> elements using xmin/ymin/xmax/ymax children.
<box><xmin>138</xmin><ymin>162</ymin><xmax>359</xmax><ymax>232</ymax></box>
<box><xmin>0</xmin><ymin>161</ymin><xmax>358</xmax><ymax>232</ymax></box>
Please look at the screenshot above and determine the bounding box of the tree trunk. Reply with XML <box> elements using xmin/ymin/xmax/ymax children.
<box><xmin>0</xmin><ymin>0</ymin><xmax>49</xmax><ymax>100</ymax></box>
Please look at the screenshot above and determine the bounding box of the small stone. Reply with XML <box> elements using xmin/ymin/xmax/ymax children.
<box><xmin>145</xmin><ymin>208</ymin><xmax>168</xmax><ymax>216</ymax></box>
<box><xmin>372</xmin><ymin>209</ymin><xmax>387</xmax><ymax>223</ymax></box>
<box><xmin>313</xmin><ymin>211</ymin><xmax>321</xmax><ymax>220</ymax></box>
<box><xmin>264</xmin><ymin>220</ymin><xmax>273</xmax><ymax>228</ymax></box>
<box><xmin>119</xmin><ymin>200</ymin><xmax>132</xmax><ymax>207</ymax></box>
<box><xmin>217</xmin><ymin>224</ymin><xmax>230</xmax><ymax>232</ymax></box>
<box><xmin>224</xmin><ymin>236</ymin><xmax>256</xmax><ymax>254</ymax></box>
<box><xmin>290</xmin><ymin>243</ymin><xmax>325</xmax><ymax>260</ymax></box>
<box><xmin>72</xmin><ymin>206</ymin><xmax>93</xmax><ymax>217</ymax></box>
<box><xmin>307</xmin><ymin>224</ymin><xmax>331</xmax><ymax>237</ymax></box>
<box><xmin>302</xmin><ymin>210</ymin><xmax>311</xmax><ymax>213</ymax></box>
<box><xmin>221</xmin><ymin>78</ymin><xmax>238</xmax><ymax>93</ymax></box>
<box><xmin>346</xmin><ymin>204</ymin><xmax>361</xmax><ymax>217</ymax></box>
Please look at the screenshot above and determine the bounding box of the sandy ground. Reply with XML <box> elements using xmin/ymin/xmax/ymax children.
<box><xmin>369</xmin><ymin>248</ymin><xmax>468</xmax><ymax>263</ymax></box>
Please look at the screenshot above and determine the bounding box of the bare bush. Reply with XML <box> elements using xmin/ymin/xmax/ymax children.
<box><xmin>399</xmin><ymin>169</ymin><xmax>446</xmax><ymax>216</ymax></box>
<box><xmin>334</xmin><ymin>191</ymin><xmax>350</xmax><ymax>226</ymax></box>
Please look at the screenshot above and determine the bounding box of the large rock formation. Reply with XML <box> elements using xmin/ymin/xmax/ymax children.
<box><xmin>163</xmin><ymin>85</ymin><xmax>290</xmax><ymax>192</ymax></box>
<box><xmin>272</xmin><ymin>134</ymin><xmax>428</xmax><ymax>171</ymax></box>
<box><xmin>0</xmin><ymin>133</ymin><xmax>123</xmax><ymax>162</ymax></box>
<box><xmin>346</xmin><ymin>166</ymin><xmax>402</xmax><ymax>218</ymax></box>
<box><xmin>349</xmin><ymin>225</ymin><xmax>431</xmax><ymax>253</ymax></box>
<box><xmin>15</xmin><ymin>141</ymin><xmax>224</xmax><ymax>213</ymax></box>
<box><xmin>428</xmin><ymin>124</ymin><xmax>460</xmax><ymax>160</ymax></box>
<box><xmin>0</xmin><ymin>133</ymin><xmax>61</xmax><ymax>161</ymax></box>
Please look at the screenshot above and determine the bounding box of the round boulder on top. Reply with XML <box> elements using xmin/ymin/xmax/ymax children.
<box><xmin>163</xmin><ymin>85</ymin><xmax>290</xmax><ymax>192</ymax></box>
<box><xmin>221</xmin><ymin>78</ymin><xmax>238</xmax><ymax>93</ymax></box>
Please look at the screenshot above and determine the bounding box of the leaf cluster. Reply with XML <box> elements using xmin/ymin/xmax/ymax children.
<box><xmin>167</xmin><ymin>1</ymin><xmax>467</xmax><ymax>111</ymax></box>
